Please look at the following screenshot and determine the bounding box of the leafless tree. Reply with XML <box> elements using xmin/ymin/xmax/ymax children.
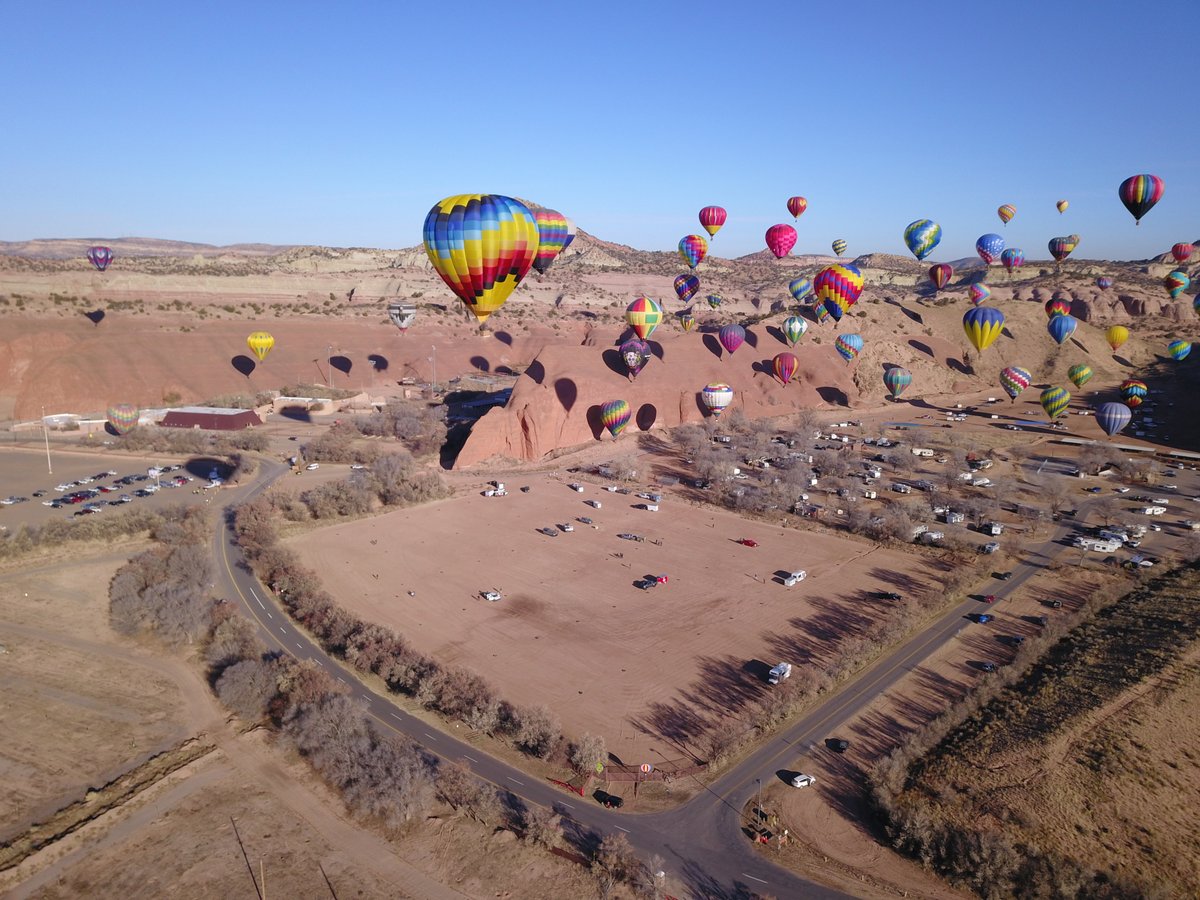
<box><xmin>570</xmin><ymin>732</ymin><xmax>608</xmax><ymax>775</ymax></box>
<box><xmin>216</xmin><ymin>657</ymin><xmax>279</xmax><ymax>723</ymax></box>
<box><xmin>514</xmin><ymin>704</ymin><xmax>562</xmax><ymax>759</ymax></box>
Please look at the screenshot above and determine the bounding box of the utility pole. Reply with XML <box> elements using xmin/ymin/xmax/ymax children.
<box><xmin>41</xmin><ymin>406</ymin><xmax>52</xmax><ymax>475</ymax></box>
<box><xmin>327</xmin><ymin>345</ymin><xmax>333</xmax><ymax>389</ymax></box>
<box><xmin>429</xmin><ymin>344</ymin><xmax>438</xmax><ymax>393</ymax></box>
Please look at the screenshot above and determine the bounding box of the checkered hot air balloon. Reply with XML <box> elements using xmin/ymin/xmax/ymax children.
<box><xmin>531</xmin><ymin>209</ymin><xmax>577</xmax><ymax>274</ymax></box>
<box><xmin>599</xmin><ymin>400</ymin><xmax>631</xmax><ymax>438</ymax></box>
<box><xmin>1168</xmin><ymin>340</ymin><xmax>1192</xmax><ymax>362</ymax></box>
<box><xmin>815</xmin><ymin>263</ymin><xmax>864</xmax><ymax>323</ymax></box>
<box><xmin>997</xmin><ymin>204</ymin><xmax>1016</xmax><ymax>225</ymax></box>
<box><xmin>1068</xmin><ymin>364</ymin><xmax>1093</xmax><ymax>388</ymax></box>
<box><xmin>698</xmin><ymin>206</ymin><xmax>727</xmax><ymax>238</ymax></box>
<box><xmin>963</xmin><ymin>306</ymin><xmax>1006</xmax><ymax>352</ymax></box>
<box><xmin>773</xmin><ymin>352</ymin><xmax>799</xmax><ymax>385</ymax></box>
<box><xmin>1118</xmin><ymin>174</ymin><xmax>1164</xmax><ymax>224</ymax></box>
<box><xmin>701</xmin><ymin>383</ymin><xmax>734</xmax><ymax>417</ymax></box>
<box><xmin>883</xmin><ymin>367</ymin><xmax>912</xmax><ymax>401</ymax></box>
<box><xmin>718</xmin><ymin>323</ymin><xmax>745</xmax><ymax>357</ymax></box>
<box><xmin>87</xmin><ymin>246</ymin><xmax>114</xmax><ymax>272</ymax></box>
<box><xmin>1170</xmin><ymin>242</ymin><xmax>1193</xmax><ymax>264</ymax></box>
<box><xmin>247</xmin><ymin>331</ymin><xmax>275</xmax><ymax>362</ymax></box>
<box><xmin>1165</xmin><ymin>271</ymin><xmax>1190</xmax><ymax>299</ymax></box>
<box><xmin>976</xmin><ymin>234</ymin><xmax>1005</xmax><ymax>265</ymax></box>
<box><xmin>674</xmin><ymin>274</ymin><xmax>700</xmax><ymax>304</ymax></box>
<box><xmin>625</xmin><ymin>297</ymin><xmax>662</xmax><ymax>340</ymax></box>
<box><xmin>1120</xmin><ymin>379</ymin><xmax>1148</xmax><ymax>408</ymax></box>
<box><xmin>678</xmin><ymin>234</ymin><xmax>708</xmax><ymax>269</ymax></box>
<box><xmin>783</xmin><ymin>316</ymin><xmax>808</xmax><ymax>346</ymax></box>
<box><xmin>903</xmin><ymin>220</ymin><xmax>941</xmax><ymax>261</ymax></box>
<box><xmin>423</xmin><ymin>194</ymin><xmax>540</xmax><ymax>323</ymax></box>
<box><xmin>834</xmin><ymin>332</ymin><xmax>863</xmax><ymax>364</ymax></box>
<box><xmin>929</xmin><ymin>264</ymin><xmax>954</xmax><ymax>291</ymax></box>
<box><xmin>766</xmin><ymin>224</ymin><xmax>797</xmax><ymax>258</ymax></box>
<box><xmin>1040</xmin><ymin>386</ymin><xmax>1071</xmax><ymax>420</ymax></box>
<box><xmin>106</xmin><ymin>403</ymin><xmax>139</xmax><ymax>435</ymax></box>
<box><xmin>999</xmin><ymin>366</ymin><xmax>1031</xmax><ymax>401</ymax></box>
<box><xmin>968</xmin><ymin>283</ymin><xmax>991</xmax><ymax>307</ymax></box>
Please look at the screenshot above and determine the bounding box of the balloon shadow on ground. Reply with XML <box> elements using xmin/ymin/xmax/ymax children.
<box><xmin>278</xmin><ymin>405</ymin><xmax>313</xmax><ymax>422</ymax></box>
<box><xmin>907</xmin><ymin>397</ymin><xmax>939</xmax><ymax>411</ymax></box>
<box><xmin>766</xmin><ymin>325</ymin><xmax>788</xmax><ymax>346</ymax></box>
<box><xmin>1069</xmin><ymin>338</ymin><xmax>1088</xmax><ymax>353</ymax></box>
<box><xmin>84</xmin><ymin>309</ymin><xmax>105</xmax><ymax>326</ymax></box>
<box><xmin>330</xmin><ymin>355</ymin><xmax>352</xmax><ymax>375</ymax></box>
<box><xmin>909</xmin><ymin>339</ymin><xmax>935</xmax><ymax>357</ymax></box>
<box><xmin>946</xmin><ymin>357</ymin><xmax>971</xmax><ymax>375</ymax></box>
<box><xmin>817</xmin><ymin>386</ymin><xmax>849</xmax><ymax>406</ymax></box>
<box><xmin>694</xmin><ymin>392</ymin><xmax>710</xmax><ymax>418</ymax></box>
<box><xmin>702</xmin><ymin>334</ymin><xmax>723</xmax><ymax>360</ymax></box>
<box><xmin>184</xmin><ymin>457</ymin><xmax>232</xmax><ymax>481</ymax></box>
<box><xmin>744</xmin><ymin>328</ymin><xmax>758</xmax><ymax>349</ymax></box>
<box><xmin>554</xmin><ymin>378</ymin><xmax>577</xmax><ymax>413</ymax></box>
<box><xmin>751</xmin><ymin>359</ymin><xmax>771</xmax><ymax>379</ymax></box>
<box><xmin>368</xmin><ymin>353</ymin><xmax>389</xmax><ymax>372</ymax></box>
<box><xmin>470</xmin><ymin>356</ymin><xmax>490</xmax><ymax>373</ymax></box>
<box><xmin>585</xmin><ymin>405</ymin><xmax>604</xmax><ymax>440</ymax></box>
<box><xmin>1113</xmin><ymin>354</ymin><xmax>1133</xmax><ymax>368</ymax></box>
<box><xmin>646</xmin><ymin>340</ymin><xmax>665</xmax><ymax>362</ymax></box>
<box><xmin>601</xmin><ymin>349</ymin><xmax>629</xmax><ymax>378</ymax></box>
<box><xmin>882</xmin><ymin>361</ymin><xmax>901</xmax><ymax>373</ymax></box>
<box><xmin>231</xmin><ymin>355</ymin><xmax>256</xmax><ymax>378</ymax></box>
<box><xmin>635</xmin><ymin>403</ymin><xmax>657</xmax><ymax>431</ymax></box>
<box><xmin>525</xmin><ymin>359</ymin><xmax>545</xmax><ymax>384</ymax></box>
<box><xmin>493</xmin><ymin>331</ymin><xmax>513</xmax><ymax>346</ymax></box>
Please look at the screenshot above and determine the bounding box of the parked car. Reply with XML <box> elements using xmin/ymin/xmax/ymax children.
<box><xmin>984</xmin><ymin>594</ymin><xmax>998</xmax><ymax>604</ymax></box>
<box><xmin>305</xmin><ymin>463</ymin><xmax>320</xmax><ymax>470</ymax></box>
<box><xmin>878</xmin><ymin>591</ymin><xmax>902</xmax><ymax>601</ymax></box>
<box><xmin>738</xmin><ymin>538</ymin><xmax>759</xmax><ymax>547</ymax></box>
<box><xmin>790</xmin><ymin>774</ymin><xmax>816</xmax><ymax>788</ymax></box>
<box><xmin>996</xmin><ymin>571</ymin><xmax>1014</xmax><ymax>581</ymax></box>
<box><xmin>975</xmin><ymin>613</ymin><xmax>994</xmax><ymax>624</ymax></box>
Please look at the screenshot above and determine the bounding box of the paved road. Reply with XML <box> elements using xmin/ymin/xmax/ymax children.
<box><xmin>210</xmin><ymin>458</ymin><xmax>1106</xmax><ymax>898</ymax></box>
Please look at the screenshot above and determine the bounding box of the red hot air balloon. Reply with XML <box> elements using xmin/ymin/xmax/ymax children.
<box><xmin>765</xmin><ymin>224</ymin><xmax>797</xmax><ymax>258</ymax></box>
<box><xmin>786</xmin><ymin>196</ymin><xmax>807</xmax><ymax>219</ymax></box>
<box><xmin>773</xmin><ymin>352</ymin><xmax>799</xmax><ymax>385</ymax></box>
<box><xmin>1171</xmin><ymin>242</ymin><xmax>1194</xmax><ymax>264</ymax></box>
<box><xmin>929</xmin><ymin>263</ymin><xmax>953</xmax><ymax>291</ymax></box>
<box><xmin>698</xmin><ymin>206</ymin><xmax>727</xmax><ymax>238</ymax></box>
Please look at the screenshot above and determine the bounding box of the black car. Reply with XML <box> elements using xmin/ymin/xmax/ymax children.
<box><xmin>996</xmin><ymin>571</ymin><xmax>1014</xmax><ymax>581</ymax></box>
<box><xmin>594</xmin><ymin>790</ymin><xmax>624</xmax><ymax>809</ymax></box>
<box><xmin>980</xmin><ymin>662</ymin><xmax>997</xmax><ymax>673</ymax></box>
<box><xmin>878</xmin><ymin>591</ymin><xmax>902</xmax><ymax>601</ymax></box>
<box><xmin>828</xmin><ymin>738</ymin><xmax>850</xmax><ymax>753</ymax></box>
<box><xmin>1034</xmin><ymin>615</ymin><xmax>1049</xmax><ymax>627</ymax></box>
<box><xmin>32</xmin><ymin>490</ymin><xmax>46</xmax><ymax>498</ymax></box>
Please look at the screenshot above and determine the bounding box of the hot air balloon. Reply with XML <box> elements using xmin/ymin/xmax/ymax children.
<box><xmin>1120</xmin><ymin>379</ymin><xmax>1148</xmax><ymax>408</ymax></box>
<box><xmin>674</xmin><ymin>274</ymin><xmax>700</xmax><ymax>305</ymax></box>
<box><xmin>783</xmin><ymin>316</ymin><xmax>808</xmax><ymax>345</ymax></box>
<box><xmin>968</xmin><ymin>283</ymin><xmax>991</xmax><ymax>307</ymax></box>
<box><xmin>883</xmin><ymin>367</ymin><xmax>912</xmax><ymax>400</ymax></box>
<box><xmin>679</xmin><ymin>234</ymin><xmax>708</xmax><ymax>269</ymax></box>
<box><xmin>814</xmin><ymin>303</ymin><xmax>831</xmax><ymax>325</ymax></box>
<box><xmin>706</xmin><ymin>294</ymin><xmax>723</xmax><ymax>310</ymax></box>
<box><xmin>963</xmin><ymin>307</ymin><xmax>1005</xmax><ymax>352</ymax></box>
<box><xmin>999</xmin><ymin>366</ymin><xmax>1032</xmax><ymax>401</ymax></box>
<box><xmin>1056</xmin><ymin>200</ymin><xmax>1069</xmax><ymax>214</ymax></box>
<box><xmin>1048</xmin><ymin>237</ymin><xmax>1075</xmax><ymax>263</ymax></box>
<box><xmin>1068</xmin><ymin>234</ymin><xmax>1081</xmax><ymax>247</ymax></box>
<box><xmin>387</xmin><ymin>301</ymin><xmax>416</xmax><ymax>332</ymax></box>
<box><xmin>625</xmin><ymin>296</ymin><xmax>662</xmax><ymax>340</ymax></box>
<box><xmin>997</xmin><ymin>204</ymin><xmax>1016</xmax><ymax>225</ymax></box>
<box><xmin>423</xmin><ymin>194</ymin><xmax>540</xmax><ymax>323</ymax></box>
<box><xmin>1170</xmin><ymin>242</ymin><xmax>1193</xmax><ymax>264</ymax></box>
<box><xmin>698</xmin><ymin>206</ymin><xmax>727</xmax><ymax>238</ymax></box>
<box><xmin>834</xmin><ymin>333</ymin><xmax>863</xmax><ymax>364</ymax></box>
<box><xmin>1168</xmin><ymin>339</ymin><xmax>1192</xmax><ymax>362</ymax></box>
<box><xmin>599</xmin><ymin>400</ymin><xmax>631</xmax><ymax>438</ymax></box>
<box><xmin>247</xmin><ymin>331</ymin><xmax>275</xmax><ymax>362</ymax></box>
<box><xmin>1105</xmin><ymin>325</ymin><xmax>1129</xmax><ymax>352</ymax></box>
<box><xmin>786</xmin><ymin>196</ymin><xmax>808</xmax><ymax>219</ymax></box>
<box><xmin>773</xmin><ymin>352</ymin><xmax>799</xmax><ymax>385</ymax></box>
<box><xmin>531</xmin><ymin>209</ymin><xmax>576</xmax><ymax>274</ymax></box>
<box><xmin>903</xmin><ymin>219</ymin><xmax>941</xmax><ymax>261</ymax></box>
<box><xmin>1067</xmin><ymin>364</ymin><xmax>1093</xmax><ymax>388</ymax></box>
<box><xmin>788</xmin><ymin>277</ymin><xmax>813</xmax><ymax>304</ymax></box>
<box><xmin>1040</xmin><ymin>386</ymin><xmax>1071</xmax><ymax>420</ymax></box>
<box><xmin>815</xmin><ymin>264</ymin><xmax>864</xmax><ymax>322</ymax></box>
<box><xmin>1165</xmin><ymin>271</ymin><xmax>1191</xmax><ymax>299</ymax></box>
<box><xmin>766</xmin><ymin>224</ymin><xmax>797</xmax><ymax>258</ymax></box>
<box><xmin>718</xmin><ymin>323</ymin><xmax>746</xmax><ymax>356</ymax></box>
<box><xmin>1118</xmin><ymin>174</ymin><xmax>1164</xmax><ymax>224</ymax></box>
<box><xmin>1096</xmin><ymin>276</ymin><xmax>1113</xmax><ymax>291</ymax></box>
<box><xmin>1000</xmin><ymin>248</ymin><xmax>1025</xmax><ymax>273</ymax></box>
<box><xmin>106</xmin><ymin>403</ymin><xmax>139</xmax><ymax>435</ymax></box>
<box><xmin>1045</xmin><ymin>296</ymin><xmax>1072</xmax><ymax>318</ymax></box>
<box><xmin>976</xmin><ymin>233</ymin><xmax>1005</xmax><ymax>265</ymax></box>
<box><xmin>929</xmin><ymin>263</ymin><xmax>954</xmax><ymax>290</ymax></box>
<box><xmin>619</xmin><ymin>338</ymin><xmax>651</xmax><ymax>379</ymax></box>
<box><xmin>701</xmin><ymin>383</ymin><xmax>734</xmax><ymax>417</ymax></box>
<box><xmin>1047</xmin><ymin>315</ymin><xmax>1078</xmax><ymax>346</ymax></box>
<box><xmin>678</xmin><ymin>311</ymin><xmax>696</xmax><ymax>332</ymax></box>
<box><xmin>1095</xmin><ymin>401</ymin><xmax>1132</xmax><ymax>438</ymax></box>
<box><xmin>831</xmin><ymin>239</ymin><xmax>848</xmax><ymax>257</ymax></box>
<box><xmin>87</xmin><ymin>246</ymin><xmax>114</xmax><ymax>272</ymax></box>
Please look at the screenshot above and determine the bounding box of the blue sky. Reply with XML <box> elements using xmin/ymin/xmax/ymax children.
<box><xmin>3</xmin><ymin>1</ymin><xmax>1195</xmax><ymax>261</ymax></box>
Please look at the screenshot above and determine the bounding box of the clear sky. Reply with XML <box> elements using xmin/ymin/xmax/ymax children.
<box><xmin>2</xmin><ymin>1</ymin><xmax>1195</xmax><ymax>261</ymax></box>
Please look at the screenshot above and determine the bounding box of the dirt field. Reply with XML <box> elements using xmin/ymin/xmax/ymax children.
<box><xmin>287</xmin><ymin>472</ymin><xmax>946</xmax><ymax>762</ymax></box>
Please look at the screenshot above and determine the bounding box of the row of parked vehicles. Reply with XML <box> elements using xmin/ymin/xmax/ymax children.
<box><xmin>3</xmin><ymin>466</ymin><xmax>195</xmax><ymax>517</ymax></box>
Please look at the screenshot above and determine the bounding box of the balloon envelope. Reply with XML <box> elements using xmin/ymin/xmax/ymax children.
<box><xmin>678</xmin><ymin>234</ymin><xmax>708</xmax><ymax>269</ymax></box>
<box><xmin>531</xmin><ymin>209</ymin><xmax>576</xmax><ymax>274</ymax></box>
<box><xmin>599</xmin><ymin>400</ymin><xmax>631</xmax><ymax>438</ymax></box>
<box><xmin>1096</xmin><ymin>276</ymin><xmax>1113</xmax><ymax>290</ymax></box>
<box><xmin>674</xmin><ymin>273</ymin><xmax>700</xmax><ymax>304</ymax></box>
<box><xmin>773</xmin><ymin>352</ymin><xmax>799</xmax><ymax>385</ymax></box>
<box><xmin>1045</xmin><ymin>297</ymin><xmax>1071</xmax><ymax>318</ymax></box>
<box><xmin>625</xmin><ymin>297</ymin><xmax>662</xmax><ymax>340</ymax></box>
<box><xmin>903</xmin><ymin>219</ymin><xmax>941</xmax><ymax>261</ymax></box>
<box><xmin>423</xmin><ymin>194</ymin><xmax>540</xmax><ymax>323</ymax></box>
<box><xmin>247</xmin><ymin>331</ymin><xmax>275</xmax><ymax>362</ymax></box>
<box><xmin>1048</xmin><ymin>237</ymin><xmax>1075</xmax><ymax>262</ymax></box>
<box><xmin>106</xmin><ymin>403</ymin><xmax>139</xmax><ymax>434</ymax></box>
<box><xmin>831</xmin><ymin>239</ymin><xmax>848</xmax><ymax>257</ymax></box>
<box><xmin>1118</xmin><ymin>174</ymin><xmax>1164</xmax><ymax>223</ymax></box>
<box><xmin>1168</xmin><ymin>339</ymin><xmax>1192</xmax><ymax>362</ymax></box>
<box><xmin>788</xmin><ymin>277</ymin><xmax>813</xmax><ymax>303</ymax></box>
<box><xmin>766</xmin><ymin>224</ymin><xmax>797</xmax><ymax>258</ymax></box>
<box><xmin>815</xmin><ymin>264</ymin><xmax>864</xmax><ymax>319</ymax></box>
<box><xmin>963</xmin><ymin>306</ymin><xmax>1005</xmax><ymax>352</ymax></box>
<box><xmin>706</xmin><ymin>294</ymin><xmax>723</xmax><ymax>310</ymax></box>
<box><xmin>1170</xmin><ymin>242</ymin><xmax>1193</xmax><ymax>264</ymax></box>
<box><xmin>698</xmin><ymin>206</ymin><xmax>727</xmax><ymax>238</ymax></box>
<box><xmin>968</xmin><ymin>283</ymin><xmax>991</xmax><ymax>307</ymax></box>
<box><xmin>619</xmin><ymin>338</ymin><xmax>652</xmax><ymax>378</ymax></box>
<box><xmin>87</xmin><ymin>246</ymin><xmax>114</xmax><ymax>272</ymax></box>
<box><xmin>976</xmin><ymin>233</ymin><xmax>1005</xmax><ymax>265</ymax></box>
<box><xmin>1067</xmin><ymin>364</ymin><xmax>1093</xmax><ymax>388</ymax></box>
<box><xmin>1040</xmin><ymin>386</ymin><xmax>1071</xmax><ymax>420</ymax></box>
<box><xmin>929</xmin><ymin>263</ymin><xmax>953</xmax><ymax>290</ymax></box>
<box><xmin>783</xmin><ymin>316</ymin><xmax>808</xmax><ymax>345</ymax></box>
<box><xmin>834</xmin><ymin>332</ymin><xmax>863</xmax><ymax>363</ymax></box>
<box><xmin>1164</xmin><ymin>271</ymin><xmax>1190</xmax><ymax>299</ymax></box>
<box><xmin>1056</xmin><ymin>200</ymin><xmax>1069</xmax><ymax>214</ymax></box>
<box><xmin>999</xmin><ymin>366</ymin><xmax>1031</xmax><ymax>401</ymax></box>
<box><xmin>1047</xmin><ymin>315</ymin><xmax>1078</xmax><ymax>346</ymax></box>
<box><xmin>1000</xmin><ymin>248</ymin><xmax>1025</xmax><ymax>272</ymax></box>
<box><xmin>387</xmin><ymin>301</ymin><xmax>416</xmax><ymax>332</ymax></box>
<box><xmin>786</xmin><ymin>196</ymin><xmax>808</xmax><ymax>219</ymax></box>
<box><xmin>718</xmin><ymin>323</ymin><xmax>746</xmax><ymax>356</ymax></box>
<box><xmin>701</xmin><ymin>383</ymin><xmax>734</xmax><ymax>417</ymax></box>
<box><xmin>678</xmin><ymin>312</ymin><xmax>695</xmax><ymax>332</ymax></box>
<box><xmin>1095</xmin><ymin>402</ymin><xmax>1132</xmax><ymax>437</ymax></box>
<box><xmin>883</xmin><ymin>367</ymin><xmax>912</xmax><ymax>399</ymax></box>
<box><xmin>1120</xmin><ymin>379</ymin><xmax>1148</xmax><ymax>408</ymax></box>
<box><xmin>1105</xmin><ymin>325</ymin><xmax>1129</xmax><ymax>351</ymax></box>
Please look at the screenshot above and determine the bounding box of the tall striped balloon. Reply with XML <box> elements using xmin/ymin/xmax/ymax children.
<box><xmin>706</xmin><ymin>293</ymin><xmax>723</xmax><ymax>310</ymax></box>
<box><xmin>678</xmin><ymin>234</ymin><xmax>708</xmax><ymax>269</ymax></box>
<box><xmin>531</xmin><ymin>209</ymin><xmax>577</xmax><ymax>274</ymax></box>
<box><xmin>903</xmin><ymin>219</ymin><xmax>941</xmax><ymax>261</ymax></box>
<box><xmin>786</xmin><ymin>196</ymin><xmax>808</xmax><ymax>219</ymax></box>
<box><xmin>678</xmin><ymin>311</ymin><xmax>696</xmax><ymax>332</ymax></box>
<box><xmin>1068</xmin><ymin>364</ymin><xmax>1093</xmax><ymax>388</ymax></box>
<box><xmin>831</xmin><ymin>238</ymin><xmax>848</xmax><ymax>257</ymax></box>
<box><xmin>718</xmin><ymin>323</ymin><xmax>745</xmax><ymax>356</ymax></box>
<box><xmin>834</xmin><ymin>332</ymin><xmax>863</xmax><ymax>364</ymax></box>
<box><xmin>106</xmin><ymin>403</ymin><xmax>139</xmax><ymax>435</ymax></box>
<box><xmin>599</xmin><ymin>400</ymin><xmax>631</xmax><ymax>438</ymax></box>
<box><xmin>963</xmin><ymin>306</ymin><xmax>1005</xmax><ymax>352</ymax></box>
<box><xmin>1096</xmin><ymin>276</ymin><xmax>1113</xmax><ymax>291</ymax></box>
<box><xmin>88</xmin><ymin>246</ymin><xmax>114</xmax><ymax>272</ymax></box>
<box><xmin>929</xmin><ymin>263</ymin><xmax>954</xmax><ymax>290</ymax></box>
<box><xmin>1048</xmin><ymin>237</ymin><xmax>1075</xmax><ymax>262</ymax></box>
<box><xmin>1118</xmin><ymin>174</ymin><xmax>1164</xmax><ymax>224</ymax></box>
<box><xmin>1168</xmin><ymin>340</ymin><xmax>1192</xmax><ymax>362</ymax></box>
<box><xmin>1040</xmin><ymin>386</ymin><xmax>1071</xmax><ymax>420</ymax></box>
<box><xmin>1095</xmin><ymin>402</ymin><xmax>1132</xmax><ymax>438</ymax></box>
<box><xmin>423</xmin><ymin>194</ymin><xmax>540</xmax><ymax>323</ymax></box>
<box><xmin>999</xmin><ymin>366</ymin><xmax>1032</xmax><ymax>401</ymax></box>
<box><xmin>997</xmin><ymin>204</ymin><xmax>1016</xmax><ymax>225</ymax></box>
<box><xmin>773</xmin><ymin>352</ymin><xmax>799</xmax><ymax>385</ymax></box>
<box><xmin>701</xmin><ymin>383</ymin><xmax>734</xmax><ymax>417</ymax></box>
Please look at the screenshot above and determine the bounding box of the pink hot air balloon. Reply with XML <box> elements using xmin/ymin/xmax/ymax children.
<box><xmin>772</xmin><ymin>352</ymin><xmax>799</xmax><ymax>385</ymax></box>
<box><xmin>718</xmin><ymin>323</ymin><xmax>745</xmax><ymax>357</ymax></box>
<box><xmin>698</xmin><ymin>206</ymin><xmax>727</xmax><ymax>238</ymax></box>
<box><xmin>765</xmin><ymin>224</ymin><xmax>797</xmax><ymax>259</ymax></box>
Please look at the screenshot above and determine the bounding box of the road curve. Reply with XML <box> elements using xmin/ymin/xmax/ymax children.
<box><xmin>209</xmin><ymin>458</ymin><xmax>1098</xmax><ymax>898</ymax></box>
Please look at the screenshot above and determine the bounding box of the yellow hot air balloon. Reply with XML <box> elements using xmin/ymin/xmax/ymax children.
<box><xmin>247</xmin><ymin>331</ymin><xmax>275</xmax><ymax>362</ymax></box>
<box><xmin>1105</xmin><ymin>325</ymin><xmax>1129</xmax><ymax>352</ymax></box>
<box><xmin>1056</xmin><ymin>199</ymin><xmax>1069</xmax><ymax>214</ymax></box>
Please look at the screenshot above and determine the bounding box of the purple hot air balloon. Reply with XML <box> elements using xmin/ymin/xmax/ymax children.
<box><xmin>718</xmin><ymin>323</ymin><xmax>745</xmax><ymax>357</ymax></box>
<box><xmin>619</xmin><ymin>338</ymin><xmax>651</xmax><ymax>379</ymax></box>
<box><xmin>87</xmin><ymin>246</ymin><xmax>114</xmax><ymax>272</ymax></box>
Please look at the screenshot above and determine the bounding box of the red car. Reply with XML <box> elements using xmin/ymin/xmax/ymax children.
<box><xmin>984</xmin><ymin>594</ymin><xmax>998</xmax><ymax>604</ymax></box>
<box><xmin>738</xmin><ymin>538</ymin><xmax>759</xmax><ymax>547</ymax></box>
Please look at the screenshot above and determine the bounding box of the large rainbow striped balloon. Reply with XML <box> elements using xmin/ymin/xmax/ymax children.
<box><xmin>423</xmin><ymin>194</ymin><xmax>540</xmax><ymax>323</ymax></box>
<box><xmin>106</xmin><ymin>403</ymin><xmax>139</xmax><ymax>435</ymax></box>
<box><xmin>1118</xmin><ymin>174</ymin><xmax>1164</xmax><ymax>224</ymax></box>
<box><xmin>678</xmin><ymin>234</ymin><xmax>708</xmax><ymax>268</ymax></box>
<box><xmin>531</xmin><ymin>209</ymin><xmax>577</xmax><ymax>275</ymax></box>
<box><xmin>599</xmin><ymin>400</ymin><xmax>631</xmax><ymax>438</ymax></box>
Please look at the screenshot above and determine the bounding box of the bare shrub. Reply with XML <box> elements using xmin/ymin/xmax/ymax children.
<box><xmin>216</xmin><ymin>657</ymin><xmax>279</xmax><ymax>722</ymax></box>
<box><xmin>514</xmin><ymin>704</ymin><xmax>562</xmax><ymax>758</ymax></box>
<box><xmin>569</xmin><ymin>732</ymin><xmax>608</xmax><ymax>775</ymax></box>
